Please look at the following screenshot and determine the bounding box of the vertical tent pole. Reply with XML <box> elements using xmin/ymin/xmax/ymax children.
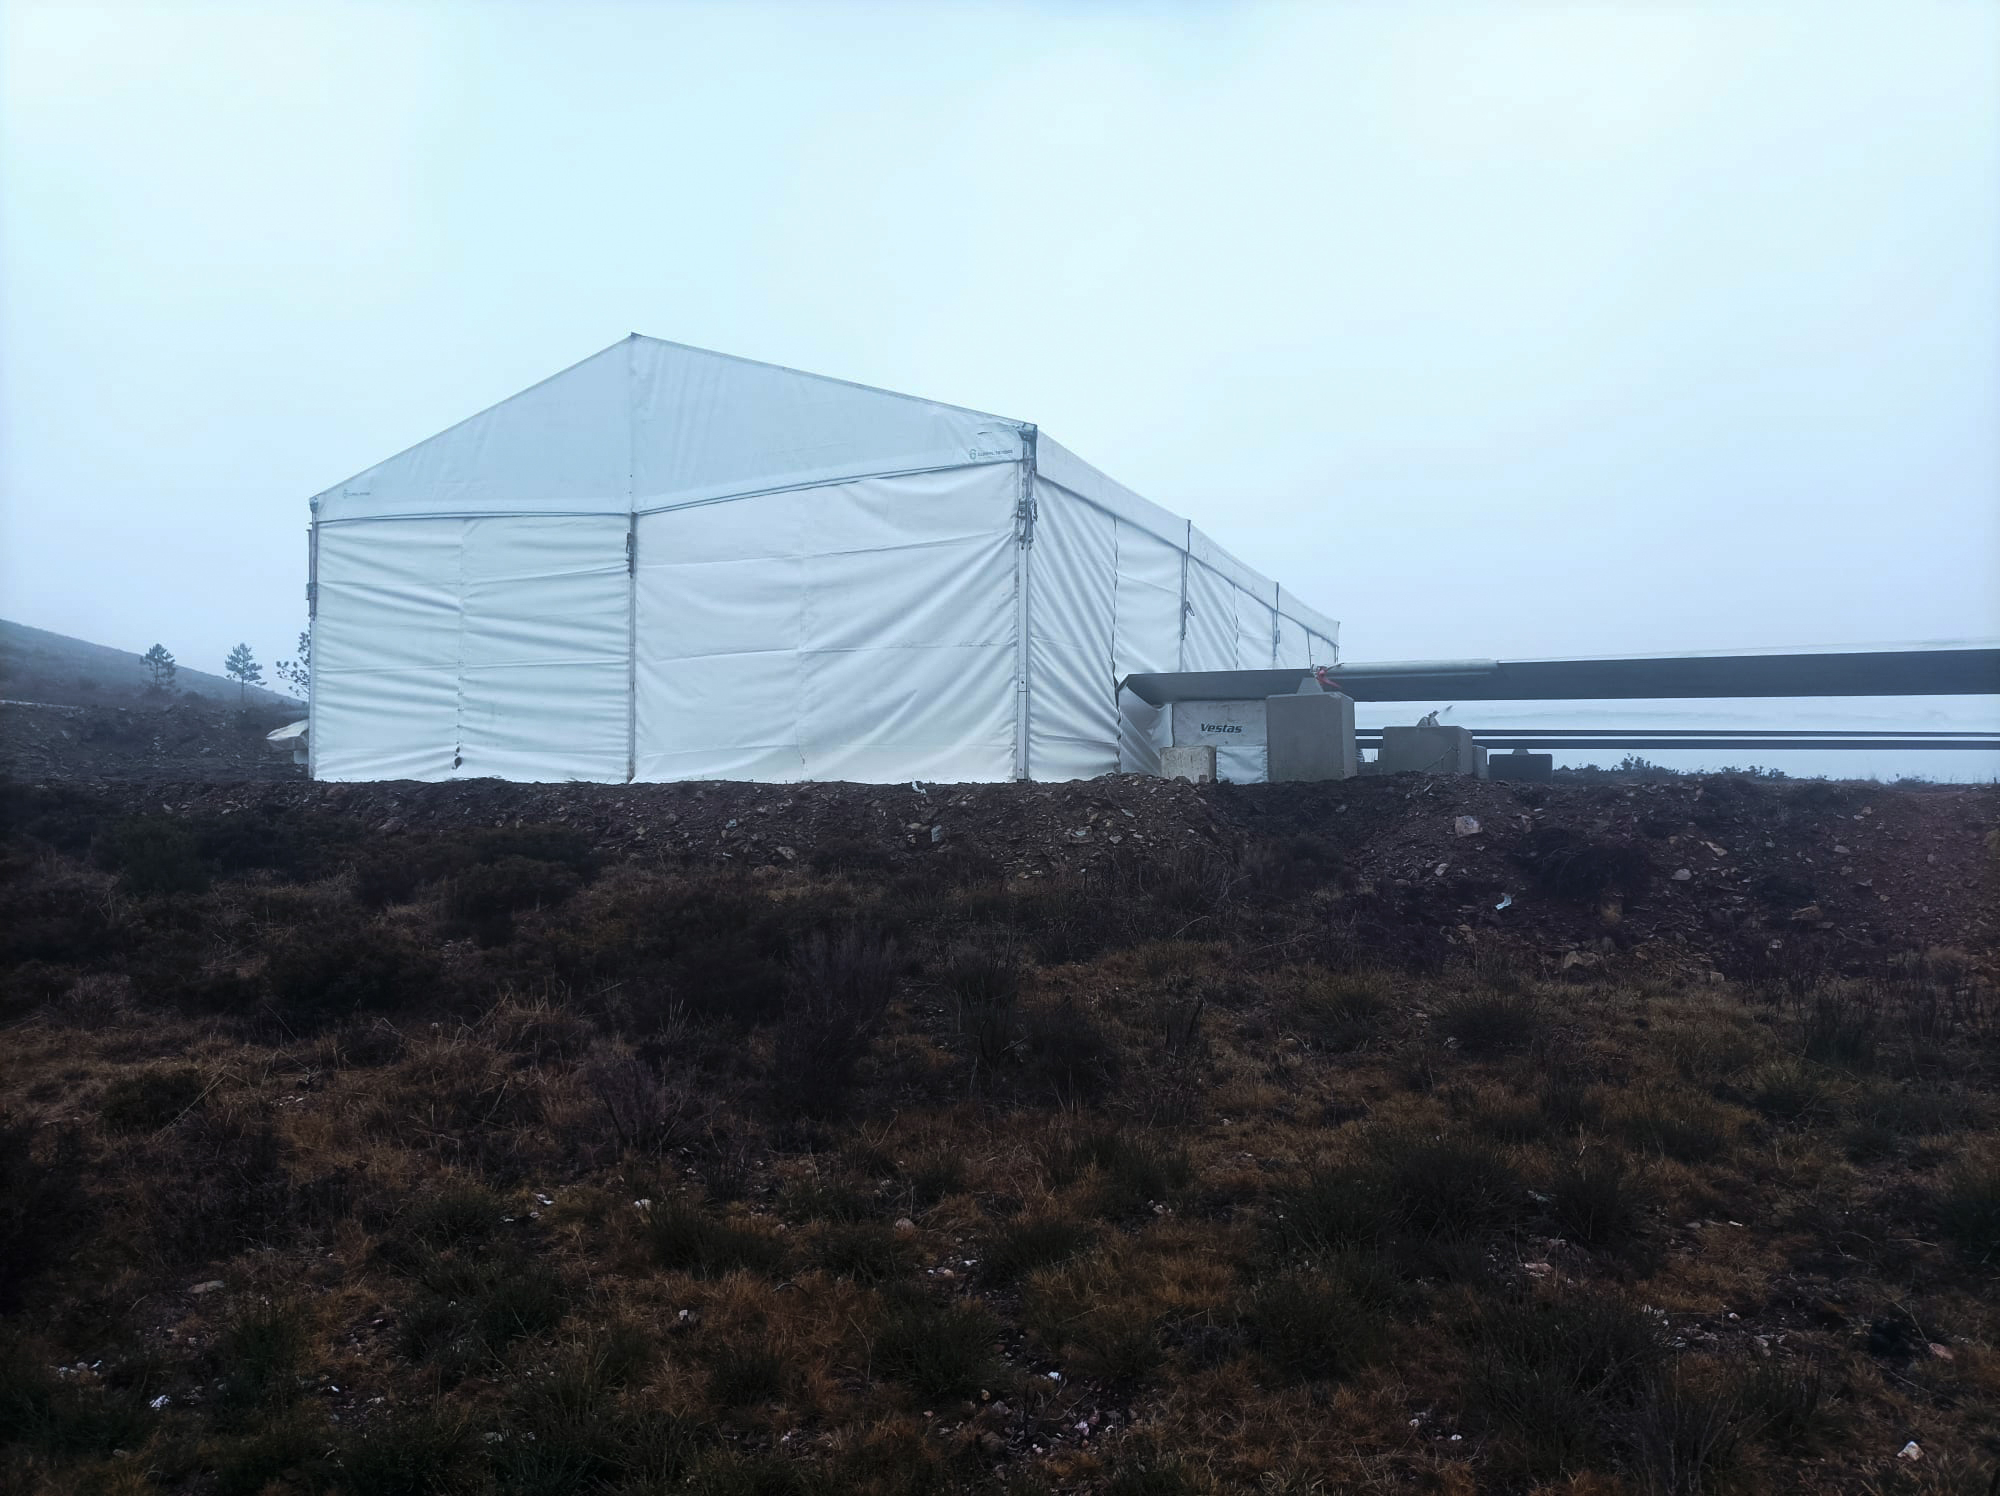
<box><xmin>305</xmin><ymin>507</ymin><xmax>319</xmax><ymax>780</ymax></box>
<box><xmin>625</xmin><ymin>335</ymin><xmax>639</xmax><ymax>785</ymax></box>
<box><xmin>1176</xmin><ymin>522</ymin><xmax>1191</xmax><ymax>671</ymax></box>
<box><xmin>1013</xmin><ymin>426</ymin><xmax>1039</xmax><ymax>781</ymax></box>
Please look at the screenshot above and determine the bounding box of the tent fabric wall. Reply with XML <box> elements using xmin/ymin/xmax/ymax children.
<box><xmin>1106</xmin><ymin>522</ymin><xmax>1183</xmax><ymax>774</ymax></box>
<box><xmin>308</xmin><ymin>336</ymin><xmax>1336</xmax><ymax>785</ymax></box>
<box><xmin>633</xmin><ymin>466</ymin><xmax>1018</xmax><ymax>784</ymax></box>
<box><xmin>1026</xmin><ymin>477</ymin><xmax>1120</xmax><ymax>781</ymax></box>
<box><xmin>1026</xmin><ymin>435</ymin><xmax>1338</xmax><ymax>779</ymax></box>
<box><xmin>312</xmin><ymin>515</ymin><xmax>629</xmax><ymax>782</ymax></box>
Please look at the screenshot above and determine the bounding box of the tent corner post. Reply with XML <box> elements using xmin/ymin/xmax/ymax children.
<box><xmin>305</xmin><ymin>515</ymin><xmax>319</xmax><ymax>781</ymax></box>
<box><xmin>1013</xmin><ymin>427</ymin><xmax>1039</xmax><ymax>781</ymax></box>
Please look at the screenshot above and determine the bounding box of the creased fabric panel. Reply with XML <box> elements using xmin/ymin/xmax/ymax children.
<box><xmin>454</xmin><ymin>517</ymin><xmax>630</xmax><ymax>782</ymax></box>
<box><xmin>634</xmin><ymin>467</ymin><xmax>1017</xmax><ymax>783</ymax></box>
<box><xmin>1110</xmin><ymin>521</ymin><xmax>1183</xmax><ymax>773</ymax></box>
<box><xmin>1026</xmin><ymin>480</ymin><xmax>1119</xmax><ymax>780</ymax></box>
<box><xmin>1236</xmin><ymin>587</ymin><xmax>1277</xmax><ymax>671</ymax></box>
<box><xmin>1181</xmin><ymin>561</ymin><xmax>1239</xmax><ymax>674</ymax></box>
<box><xmin>635</xmin><ymin>489</ymin><xmax>811</xmax><ymax>782</ymax></box>
<box><xmin>1276</xmin><ymin>612</ymin><xmax>1311</xmax><ymax>669</ymax></box>
<box><xmin>312</xmin><ymin>519</ymin><xmax>462</xmax><ymax>780</ymax></box>
<box><xmin>1182</xmin><ymin>560</ymin><xmax>1262</xmax><ymax>783</ymax></box>
<box><xmin>312</xmin><ymin>516</ymin><xmax>629</xmax><ymax>782</ymax></box>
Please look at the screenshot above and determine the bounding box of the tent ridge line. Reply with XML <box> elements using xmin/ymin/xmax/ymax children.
<box><xmin>627</xmin><ymin>333</ymin><xmax>1035</xmax><ymax>429</ymax></box>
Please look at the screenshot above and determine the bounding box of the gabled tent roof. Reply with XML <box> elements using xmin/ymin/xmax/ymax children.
<box><xmin>312</xmin><ymin>335</ymin><xmax>1031</xmax><ymax>524</ymax></box>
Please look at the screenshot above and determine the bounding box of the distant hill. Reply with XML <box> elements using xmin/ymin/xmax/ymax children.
<box><xmin>0</xmin><ymin>619</ymin><xmax>298</xmax><ymax>711</ymax></box>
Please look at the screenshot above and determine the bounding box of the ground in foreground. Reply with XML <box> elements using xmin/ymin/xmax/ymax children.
<box><xmin>2</xmin><ymin>773</ymin><xmax>1997</xmax><ymax>1495</ymax></box>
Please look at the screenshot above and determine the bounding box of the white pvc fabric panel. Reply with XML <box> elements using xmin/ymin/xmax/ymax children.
<box><xmin>314</xmin><ymin>336</ymin><xmax>1025</xmax><ymax>524</ymax></box>
<box><xmin>307</xmin><ymin>337</ymin><xmax>1337</xmax><ymax>785</ymax></box>
<box><xmin>634</xmin><ymin>467</ymin><xmax>1018</xmax><ymax>784</ymax></box>
<box><xmin>1108</xmin><ymin>523</ymin><xmax>1183</xmax><ymax>774</ymax></box>
<box><xmin>1027</xmin><ymin>477</ymin><xmax>1119</xmax><ymax>781</ymax></box>
<box><xmin>312</xmin><ymin>516</ymin><xmax>629</xmax><ymax>782</ymax></box>
<box><xmin>1029</xmin><ymin>438</ymin><xmax>1338</xmax><ymax>782</ymax></box>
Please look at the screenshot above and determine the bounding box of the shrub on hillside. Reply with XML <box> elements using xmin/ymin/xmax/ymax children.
<box><xmin>99</xmin><ymin>1066</ymin><xmax>206</xmax><ymax>1133</ymax></box>
<box><xmin>351</xmin><ymin>822</ymin><xmax>596</xmax><ymax>912</ymax></box>
<box><xmin>1435</xmin><ymin>990</ymin><xmax>1544</xmax><ymax>1056</ymax></box>
<box><xmin>0</xmin><ymin>783</ymin><xmax>111</xmax><ymax>854</ymax></box>
<box><xmin>581</xmin><ymin>1040</ymin><xmax>694</xmax><ymax>1155</ymax></box>
<box><xmin>1936</xmin><ymin>1155</ymin><xmax>2000</xmax><ymax>1267</ymax></box>
<box><xmin>1548</xmin><ymin>1149</ymin><xmax>1653</xmax><ymax>1255</ymax></box>
<box><xmin>642</xmin><ymin>1199</ymin><xmax>789</xmax><ymax>1279</ymax></box>
<box><xmin>0</xmin><ymin>1119</ymin><xmax>91</xmax><ymax>1312</ymax></box>
<box><xmin>192</xmin><ymin>809</ymin><xmax>351</xmax><ymax>882</ymax></box>
<box><xmin>1460</xmin><ymin>1293</ymin><xmax>1667</xmax><ymax>1478</ymax></box>
<box><xmin>1297</xmin><ymin>974</ymin><xmax>1391</xmax><ymax>1053</ymax></box>
<box><xmin>940</xmin><ymin>939</ymin><xmax>1024</xmax><ymax>1073</ymax></box>
<box><xmin>0</xmin><ymin>883</ymin><xmax>117</xmax><ymax>974</ymax></box>
<box><xmin>1046</xmin><ymin>1129</ymin><xmax>1192</xmax><ymax>1218</ymax></box>
<box><xmin>1020</xmin><ymin>998</ymin><xmax>1119</xmax><ymax>1102</ymax></box>
<box><xmin>0</xmin><ymin>1335</ymin><xmax>149</xmax><ymax>1464</ymax></box>
<box><xmin>870</xmin><ymin>1288</ymin><xmax>996</xmax><ymax>1401</ymax></box>
<box><xmin>981</xmin><ymin>1216</ymin><xmax>1096</xmax><ymax>1287</ymax></box>
<box><xmin>94</xmin><ymin>816</ymin><xmax>209</xmax><ymax>896</ymax></box>
<box><xmin>1268</xmin><ymin>1130</ymin><xmax>1523</xmax><ymax>1269</ymax></box>
<box><xmin>1247</xmin><ymin>1260</ymin><xmax>1398</xmax><ymax>1384</ymax></box>
<box><xmin>265</xmin><ymin>925</ymin><xmax>442</xmax><ymax>1023</ymax></box>
<box><xmin>142</xmin><ymin>1110</ymin><xmax>294</xmax><ymax>1266</ymax></box>
<box><xmin>214</xmin><ymin>1300</ymin><xmax>312</xmax><ymax>1415</ymax></box>
<box><xmin>769</xmin><ymin>927</ymin><xmax>900</xmax><ymax>1117</ymax></box>
<box><xmin>442</xmin><ymin>855</ymin><xmax>582</xmax><ymax>944</ymax></box>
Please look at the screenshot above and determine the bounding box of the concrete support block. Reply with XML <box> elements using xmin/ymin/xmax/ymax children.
<box><xmin>1265</xmin><ymin>691</ymin><xmax>1357</xmax><ymax>782</ymax></box>
<box><xmin>1488</xmin><ymin>748</ymin><xmax>1554</xmax><ymax>782</ymax></box>
<box><xmin>1377</xmin><ymin>724</ymin><xmax>1481</xmax><ymax>776</ymax></box>
<box><xmin>1161</xmin><ymin>744</ymin><xmax>1218</xmax><ymax>783</ymax></box>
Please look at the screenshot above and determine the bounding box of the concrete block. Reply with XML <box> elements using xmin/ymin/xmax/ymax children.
<box><xmin>1266</xmin><ymin>690</ymin><xmax>1357</xmax><ymax>782</ymax></box>
<box><xmin>1474</xmin><ymin>745</ymin><xmax>1490</xmax><ymax>780</ymax></box>
<box><xmin>1488</xmin><ymin>748</ymin><xmax>1553</xmax><ymax>783</ymax></box>
<box><xmin>1161</xmin><ymin>744</ymin><xmax>1218</xmax><ymax>783</ymax></box>
<box><xmin>1377</xmin><ymin>724</ymin><xmax>1481</xmax><ymax>776</ymax></box>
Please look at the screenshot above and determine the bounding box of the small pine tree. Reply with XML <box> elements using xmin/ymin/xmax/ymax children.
<box><xmin>141</xmin><ymin>643</ymin><xmax>177</xmax><ymax>693</ymax></box>
<box><xmin>274</xmin><ymin>629</ymin><xmax>311</xmax><ymax>702</ymax></box>
<box><xmin>224</xmin><ymin>643</ymin><xmax>264</xmax><ymax>704</ymax></box>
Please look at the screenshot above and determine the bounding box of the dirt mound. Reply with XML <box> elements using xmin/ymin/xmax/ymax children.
<box><xmin>12</xmin><ymin>765</ymin><xmax>1995</xmax><ymax>981</ymax></box>
<box><xmin>1221</xmin><ymin>772</ymin><xmax>1998</xmax><ymax>977</ymax></box>
<box><xmin>0</xmin><ymin>700</ymin><xmax>301</xmax><ymax>783</ymax></box>
<box><xmin>6</xmin><ymin>681</ymin><xmax>1992</xmax><ymax>978</ymax></box>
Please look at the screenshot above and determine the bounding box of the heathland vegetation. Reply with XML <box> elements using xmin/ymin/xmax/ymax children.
<box><xmin>2</xmin><ymin>776</ymin><xmax>1996</xmax><ymax>1494</ymax></box>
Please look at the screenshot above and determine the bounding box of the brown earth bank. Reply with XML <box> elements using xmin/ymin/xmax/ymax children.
<box><xmin>1</xmin><ymin>701</ymin><xmax>303</xmax><ymax>785</ymax></box>
<box><xmin>3</xmin><ymin>763</ymin><xmax>1998</xmax><ymax>1495</ymax></box>
<box><xmin>7</xmin><ymin>765</ymin><xmax>1995</xmax><ymax>980</ymax></box>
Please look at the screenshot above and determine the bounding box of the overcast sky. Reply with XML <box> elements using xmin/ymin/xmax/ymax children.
<box><xmin>2</xmin><ymin>0</ymin><xmax>1995</xmax><ymax>774</ymax></box>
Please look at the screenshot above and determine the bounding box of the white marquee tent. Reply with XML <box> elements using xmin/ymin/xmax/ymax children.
<box><xmin>308</xmin><ymin>335</ymin><xmax>1338</xmax><ymax>784</ymax></box>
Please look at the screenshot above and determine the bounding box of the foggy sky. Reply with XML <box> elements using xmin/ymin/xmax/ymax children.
<box><xmin>2</xmin><ymin>0</ymin><xmax>1995</xmax><ymax>777</ymax></box>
